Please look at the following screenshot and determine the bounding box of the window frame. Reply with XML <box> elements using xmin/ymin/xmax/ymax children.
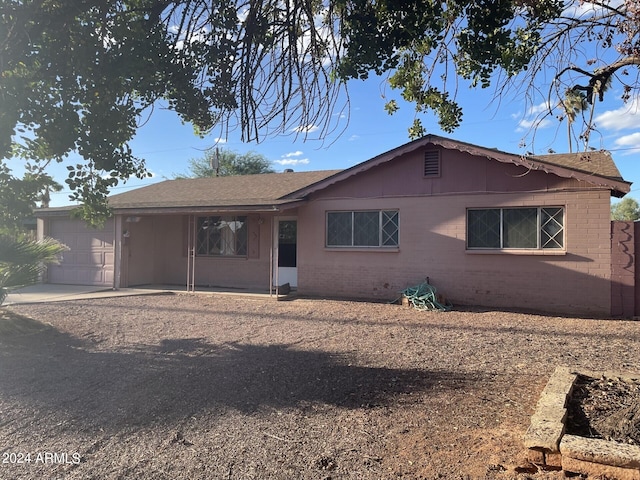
<box><xmin>466</xmin><ymin>206</ymin><xmax>565</xmax><ymax>251</ymax></box>
<box><xmin>196</xmin><ymin>215</ymin><xmax>248</xmax><ymax>257</ymax></box>
<box><xmin>326</xmin><ymin>210</ymin><xmax>399</xmax><ymax>248</ymax></box>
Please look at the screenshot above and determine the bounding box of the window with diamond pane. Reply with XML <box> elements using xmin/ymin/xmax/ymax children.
<box><xmin>196</xmin><ymin>216</ymin><xmax>247</xmax><ymax>256</ymax></box>
<box><xmin>541</xmin><ymin>208</ymin><xmax>564</xmax><ymax>248</ymax></box>
<box><xmin>327</xmin><ymin>211</ymin><xmax>399</xmax><ymax>247</ymax></box>
<box><xmin>382</xmin><ymin>211</ymin><xmax>399</xmax><ymax>246</ymax></box>
<box><xmin>468</xmin><ymin>207</ymin><xmax>564</xmax><ymax>250</ymax></box>
<box><xmin>327</xmin><ymin>212</ymin><xmax>352</xmax><ymax>246</ymax></box>
<box><xmin>467</xmin><ymin>209</ymin><xmax>500</xmax><ymax>248</ymax></box>
<box><xmin>503</xmin><ymin>208</ymin><xmax>537</xmax><ymax>248</ymax></box>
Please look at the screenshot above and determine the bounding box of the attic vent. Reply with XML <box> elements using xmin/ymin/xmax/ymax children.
<box><xmin>424</xmin><ymin>150</ymin><xmax>441</xmax><ymax>177</ymax></box>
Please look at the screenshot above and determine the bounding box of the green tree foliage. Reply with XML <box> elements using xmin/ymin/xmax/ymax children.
<box><xmin>175</xmin><ymin>149</ymin><xmax>274</xmax><ymax>178</ymax></box>
<box><xmin>0</xmin><ymin>164</ymin><xmax>62</xmax><ymax>235</ymax></box>
<box><xmin>335</xmin><ymin>0</ymin><xmax>638</xmax><ymax>144</ymax></box>
<box><xmin>611</xmin><ymin>197</ymin><xmax>640</xmax><ymax>221</ymax></box>
<box><xmin>2</xmin><ymin>1</ymin><xmax>638</xmax><ymax>223</ymax></box>
<box><xmin>0</xmin><ymin>235</ymin><xmax>67</xmax><ymax>305</ymax></box>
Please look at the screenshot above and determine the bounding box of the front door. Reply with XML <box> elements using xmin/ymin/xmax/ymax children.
<box><xmin>275</xmin><ymin>219</ymin><xmax>297</xmax><ymax>288</ymax></box>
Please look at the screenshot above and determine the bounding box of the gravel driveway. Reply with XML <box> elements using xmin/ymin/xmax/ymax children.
<box><xmin>1</xmin><ymin>293</ymin><xmax>639</xmax><ymax>479</ymax></box>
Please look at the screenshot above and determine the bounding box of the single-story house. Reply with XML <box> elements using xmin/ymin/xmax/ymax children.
<box><xmin>37</xmin><ymin>135</ymin><xmax>633</xmax><ymax>316</ymax></box>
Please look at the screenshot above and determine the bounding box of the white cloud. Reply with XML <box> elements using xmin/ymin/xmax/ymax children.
<box><xmin>213</xmin><ymin>137</ymin><xmax>227</xmax><ymax>144</ymax></box>
<box><xmin>514</xmin><ymin>116</ymin><xmax>552</xmax><ymax>132</ymax></box>
<box><xmin>594</xmin><ymin>98</ymin><xmax>640</xmax><ymax>131</ymax></box>
<box><xmin>283</xmin><ymin>151</ymin><xmax>303</xmax><ymax>158</ymax></box>
<box><xmin>274</xmin><ymin>158</ymin><xmax>310</xmax><ymax>166</ymax></box>
<box><xmin>274</xmin><ymin>150</ymin><xmax>309</xmax><ymax>166</ymax></box>
<box><xmin>348</xmin><ymin>135</ymin><xmax>360</xmax><ymax>141</ymax></box>
<box><xmin>527</xmin><ymin>102</ymin><xmax>551</xmax><ymax>116</ymax></box>
<box><xmin>613</xmin><ymin>132</ymin><xmax>640</xmax><ymax>155</ymax></box>
<box><xmin>512</xmin><ymin>102</ymin><xmax>553</xmax><ymax>132</ymax></box>
<box><xmin>291</xmin><ymin>124</ymin><xmax>319</xmax><ymax>133</ymax></box>
<box><xmin>563</xmin><ymin>0</ymin><xmax>624</xmax><ymax>19</ymax></box>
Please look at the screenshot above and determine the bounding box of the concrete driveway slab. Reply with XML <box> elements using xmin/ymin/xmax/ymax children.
<box><xmin>3</xmin><ymin>284</ymin><xmax>170</xmax><ymax>305</ymax></box>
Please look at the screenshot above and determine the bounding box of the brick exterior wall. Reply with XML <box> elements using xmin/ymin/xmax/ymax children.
<box><xmin>296</xmin><ymin>189</ymin><xmax>614</xmax><ymax>317</ymax></box>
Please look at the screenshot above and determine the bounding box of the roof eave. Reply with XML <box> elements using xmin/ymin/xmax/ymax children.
<box><xmin>36</xmin><ymin>200</ymin><xmax>310</xmax><ymax>218</ymax></box>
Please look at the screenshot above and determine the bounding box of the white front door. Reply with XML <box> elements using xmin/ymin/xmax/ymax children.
<box><xmin>274</xmin><ymin>218</ymin><xmax>297</xmax><ymax>288</ymax></box>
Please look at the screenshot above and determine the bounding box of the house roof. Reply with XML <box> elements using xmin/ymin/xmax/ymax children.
<box><xmin>286</xmin><ymin>135</ymin><xmax>631</xmax><ymax>198</ymax></box>
<box><xmin>38</xmin><ymin>135</ymin><xmax>631</xmax><ymax>216</ymax></box>
<box><xmin>533</xmin><ymin>151</ymin><xmax>624</xmax><ymax>181</ymax></box>
<box><xmin>38</xmin><ymin>170</ymin><xmax>342</xmax><ymax>215</ymax></box>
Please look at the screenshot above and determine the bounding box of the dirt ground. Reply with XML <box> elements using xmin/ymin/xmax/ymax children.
<box><xmin>567</xmin><ymin>375</ymin><xmax>640</xmax><ymax>445</ymax></box>
<box><xmin>1</xmin><ymin>293</ymin><xmax>639</xmax><ymax>480</ymax></box>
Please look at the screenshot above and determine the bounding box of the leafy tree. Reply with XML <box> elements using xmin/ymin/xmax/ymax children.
<box><xmin>175</xmin><ymin>149</ymin><xmax>274</xmax><ymax>178</ymax></box>
<box><xmin>1</xmin><ymin>0</ymin><xmax>638</xmax><ymax>223</ymax></box>
<box><xmin>0</xmin><ymin>235</ymin><xmax>67</xmax><ymax>305</ymax></box>
<box><xmin>336</xmin><ymin>0</ymin><xmax>639</xmax><ymax>147</ymax></box>
<box><xmin>0</xmin><ymin>164</ymin><xmax>62</xmax><ymax>235</ymax></box>
<box><xmin>611</xmin><ymin>197</ymin><xmax>640</xmax><ymax>221</ymax></box>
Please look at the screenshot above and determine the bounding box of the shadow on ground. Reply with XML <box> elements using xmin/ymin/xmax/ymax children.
<box><xmin>0</xmin><ymin>312</ymin><xmax>475</xmax><ymax>432</ymax></box>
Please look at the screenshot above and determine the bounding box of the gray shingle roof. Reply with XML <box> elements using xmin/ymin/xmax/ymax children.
<box><xmin>107</xmin><ymin>170</ymin><xmax>342</xmax><ymax>210</ymax></box>
<box><xmin>532</xmin><ymin>151</ymin><xmax>624</xmax><ymax>180</ymax></box>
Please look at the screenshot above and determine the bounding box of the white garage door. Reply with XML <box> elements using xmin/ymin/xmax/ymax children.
<box><xmin>48</xmin><ymin>218</ymin><xmax>115</xmax><ymax>286</ymax></box>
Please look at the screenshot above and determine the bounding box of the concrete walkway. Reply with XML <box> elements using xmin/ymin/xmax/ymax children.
<box><xmin>3</xmin><ymin>284</ymin><xmax>173</xmax><ymax>306</ymax></box>
<box><xmin>3</xmin><ymin>284</ymin><xmax>281</xmax><ymax>306</ymax></box>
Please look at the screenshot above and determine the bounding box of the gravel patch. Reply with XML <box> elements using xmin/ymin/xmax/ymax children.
<box><xmin>1</xmin><ymin>293</ymin><xmax>639</xmax><ymax>479</ymax></box>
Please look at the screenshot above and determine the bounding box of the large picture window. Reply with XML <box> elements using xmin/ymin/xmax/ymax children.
<box><xmin>467</xmin><ymin>207</ymin><xmax>564</xmax><ymax>250</ymax></box>
<box><xmin>197</xmin><ymin>215</ymin><xmax>248</xmax><ymax>256</ymax></box>
<box><xmin>327</xmin><ymin>210</ymin><xmax>399</xmax><ymax>247</ymax></box>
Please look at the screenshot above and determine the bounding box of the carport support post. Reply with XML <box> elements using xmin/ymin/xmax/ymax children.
<box><xmin>186</xmin><ymin>215</ymin><xmax>196</xmax><ymax>292</ymax></box>
<box><xmin>113</xmin><ymin>215</ymin><xmax>123</xmax><ymax>290</ymax></box>
<box><xmin>36</xmin><ymin>218</ymin><xmax>45</xmax><ymax>242</ymax></box>
<box><xmin>37</xmin><ymin>218</ymin><xmax>47</xmax><ymax>283</ymax></box>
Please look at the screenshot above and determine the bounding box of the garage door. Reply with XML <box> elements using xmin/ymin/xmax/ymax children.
<box><xmin>47</xmin><ymin>218</ymin><xmax>115</xmax><ymax>286</ymax></box>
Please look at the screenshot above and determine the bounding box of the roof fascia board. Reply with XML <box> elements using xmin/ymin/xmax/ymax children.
<box><xmin>111</xmin><ymin>205</ymin><xmax>284</xmax><ymax>215</ymax></box>
<box><xmin>36</xmin><ymin>199</ymin><xmax>310</xmax><ymax>217</ymax></box>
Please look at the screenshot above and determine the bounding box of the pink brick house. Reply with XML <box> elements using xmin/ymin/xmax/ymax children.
<box><xmin>37</xmin><ymin>135</ymin><xmax>631</xmax><ymax>316</ymax></box>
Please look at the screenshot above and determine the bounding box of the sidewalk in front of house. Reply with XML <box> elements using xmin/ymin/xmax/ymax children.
<box><xmin>3</xmin><ymin>284</ymin><xmax>174</xmax><ymax>306</ymax></box>
<box><xmin>4</xmin><ymin>284</ymin><xmax>282</xmax><ymax>306</ymax></box>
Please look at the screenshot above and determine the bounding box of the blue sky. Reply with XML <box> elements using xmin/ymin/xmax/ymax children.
<box><xmin>27</xmin><ymin>72</ymin><xmax>640</xmax><ymax>208</ymax></box>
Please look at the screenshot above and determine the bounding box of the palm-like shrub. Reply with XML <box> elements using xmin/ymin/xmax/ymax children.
<box><xmin>0</xmin><ymin>236</ymin><xmax>67</xmax><ymax>305</ymax></box>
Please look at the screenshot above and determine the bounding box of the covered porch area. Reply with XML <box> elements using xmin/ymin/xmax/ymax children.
<box><xmin>114</xmin><ymin>210</ymin><xmax>299</xmax><ymax>297</ymax></box>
